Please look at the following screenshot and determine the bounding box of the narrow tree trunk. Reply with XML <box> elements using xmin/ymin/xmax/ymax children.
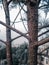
<box><xmin>27</xmin><ymin>1</ymin><xmax>38</xmax><ymax>65</ymax></box>
<box><xmin>2</xmin><ymin>0</ymin><xmax>13</xmax><ymax>65</ymax></box>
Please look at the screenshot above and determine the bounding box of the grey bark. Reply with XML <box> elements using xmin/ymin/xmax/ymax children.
<box><xmin>2</xmin><ymin>0</ymin><xmax>13</xmax><ymax>65</ymax></box>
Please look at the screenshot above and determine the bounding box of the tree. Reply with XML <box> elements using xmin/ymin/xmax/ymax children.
<box><xmin>0</xmin><ymin>0</ymin><xmax>49</xmax><ymax>65</ymax></box>
<box><xmin>0</xmin><ymin>43</ymin><xmax>28</xmax><ymax>65</ymax></box>
<box><xmin>2</xmin><ymin>0</ymin><xmax>13</xmax><ymax>65</ymax></box>
<box><xmin>27</xmin><ymin>0</ymin><xmax>38</xmax><ymax>65</ymax></box>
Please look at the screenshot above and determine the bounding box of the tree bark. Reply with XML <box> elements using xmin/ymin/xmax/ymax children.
<box><xmin>27</xmin><ymin>1</ymin><xmax>38</xmax><ymax>65</ymax></box>
<box><xmin>2</xmin><ymin>0</ymin><xmax>13</xmax><ymax>65</ymax></box>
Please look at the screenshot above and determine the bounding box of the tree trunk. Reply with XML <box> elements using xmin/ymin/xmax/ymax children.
<box><xmin>27</xmin><ymin>1</ymin><xmax>38</xmax><ymax>65</ymax></box>
<box><xmin>2</xmin><ymin>0</ymin><xmax>13</xmax><ymax>65</ymax></box>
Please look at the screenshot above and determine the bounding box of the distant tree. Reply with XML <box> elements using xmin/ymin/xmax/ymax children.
<box><xmin>0</xmin><ymin>43</ymin><xmax>28</xmax><ymax>65</ymax></box>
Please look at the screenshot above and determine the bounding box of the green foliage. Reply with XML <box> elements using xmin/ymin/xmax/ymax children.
<box><xmin>12</xmin><ymin>43</ymin><xmax>28</xmax><ymax>65</ymax></box>
<box><xmin>0</xmin><ymin>48</ymin><xmax>6</xmax><ymax>59</ymax></box>
<box><xmin>0</xmin><ymin>42</ymin><xmax>28</xmax><ymax>65</ymax></box>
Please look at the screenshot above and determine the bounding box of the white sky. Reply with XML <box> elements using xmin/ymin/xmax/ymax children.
<box><xmin>0</xmin><ymin>5</ymin><xmax>28</xmax><ymax>47</ymax></box>
<box><xmin>0</xmin><ymin>4</ymin><xmax>49</xmax><ymax>47</ymax></box>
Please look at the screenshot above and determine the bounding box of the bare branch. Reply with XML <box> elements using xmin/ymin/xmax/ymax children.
<box><xmin>11</xmin><ymin>33</ymin><xmax>28</xmax><ymax>42</ymax></box>
<box><xmin>39</xmin><ymin>24</ymin><xmax>49</xmax><ymax>30</ymax></box>
<box><xmin>11</xmin><ymin>29</ymin><xmax>49</xmax><ymax>42</ymax></box>
<box><xmin>18</xmin><ymin>2</ymin><xmax>27</xmax><ymax>13</ymax></box>
<box><xmin>36</xmin><ymin>37</ymin><xmax>49</xmax><ymax>46</ymax></box>
<box><xmin>19</xmin><ymin>4</ymin><xmax>27</xmax><ymax>32</ymax></box>
<box><xmin>0</xmin><ymin>21</ymin><xmax>49</xmax><ymax>45</ymax></box>
<box><xmin>0</xmin><ymin>21</ymin><xmax>29</xmax><ymax>40</ymax></box>
<box><xmin>30</xmin><ymin>37</ymin><xmax>49</xmax><ymax>47</ymax></box>
<box><xmin>12</xmin><ymin>4</ymin><xmax>24</xmax><ymax>26</ymax></box>
<box><xmin>38</xmin><ymin>30</ymin><xmax>49</xmax><ymax>37</ymax></box>
<box><xmin>38</xmin><ymin>53</ymin><xmax>49</xmax><ymax>57</ymax></box>
<box><xmin>38</xmin><ymin>47</ymin><xmax>49</xmax><ymax>54</ymax></box>
<box><xmin>38</xmin><ymin>4</ymin><xmax>48</xmax><ymax>9</ymax></box>
<box><xmin>0</xmin><ymin>39</ymin><xmax>6</xmax><ymax>45</ymax></box>
<box><xmin>7</xmin><ymin>0</ymin><xmax>12</xmax><ymax>5</ymax></box>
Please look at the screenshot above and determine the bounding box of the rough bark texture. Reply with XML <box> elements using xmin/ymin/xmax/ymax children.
<box><xmin>27</xmin><ymin>1</ymin><xmax>38</xmax><ymax>65</ymax></box>
<box><xmin>2</xmin><ymin>0</ymin><xmax>13</xmax><ymax>65</ymax></box>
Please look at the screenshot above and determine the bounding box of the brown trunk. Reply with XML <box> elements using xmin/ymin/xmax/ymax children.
<box><xmin>2</xmin><ymin>0</ymin><xmax>13</xmax><ymax>65</ymax></box>
<box><xmin>27</xmin><ymin>1</ymin><xmax>38</xmax><ymax>65</ymax></box>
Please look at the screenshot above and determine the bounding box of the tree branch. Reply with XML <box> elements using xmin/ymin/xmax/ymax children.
<box><xmin>38</xmin><ymin>4</ymin><xmax>48</xmax><ymax>9</ymax></box>
<box><xmin>0</xmin><ymin>21</ymin><xmax>49</xmax><ymax>45</ymax></box>
<box><xmin>11</xmin><ymin>33</ymin><xmax>28</xmax><ymax>42</ymax></box>
<box><xmin>0</xmin><ymin>21</ymin><xmax>29</xmax><ymax>40</ymax></box>
<box><xmin>7</xmin><ymin>0</ymin><xmax>12</xmax><ymax>5</ymax></box>
<box><xmin>37</xmin><ymin>37</ymin><xmax>49</xmax><ymax>46</ymax></box>
<box><xmin>11</xmin><ymin>29</ymin><xmax>49</xmax><ymax>42</ymax></box>
<box><xmin>39</xmin><ymin>24</ymin><xmax>49</xmax><ymax>30</ymax></box>
<box><xmin>38</xmin><ymin>30</ymin><xmax>49</xmax><ymax>37</ymax></box>
<box><xmin>0</xmin><ymin>39</ymin><xmax>6</xmax><ymax>45</ymax></box>
<box><xmin>12</xmin><ymin>4</ymin><xmax>24</xmax><ymax>26</ymax></box>
<box><xmin>38</xmin><ymin>47</ymin><xmax>49</xmax><ymax>54</ymax></box>
<box><xmin>38</xmin><ymin>53</ymin><xmax>49</xmax><ymax>57</ymax></box>
<box><xmin>30</xmin><ymin>37</ymin><xmax>49</xmax><ymax>47</ymax></box>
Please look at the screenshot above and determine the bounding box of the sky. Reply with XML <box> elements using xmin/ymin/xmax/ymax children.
<box><xmin>0</xmin><ymin>4</ymin><xmax>28</xmax><ymax>47</ymax></box>
<box><xmin>0</xmin><ymin>2</ymin><xmax>49</xmax><ymax>47</ymax></box>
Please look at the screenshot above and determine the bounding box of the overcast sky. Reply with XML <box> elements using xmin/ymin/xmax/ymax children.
<box><xmin>0</xmin><ymin>3</ymin><xmax>49</xmax><ymax>47</ymax></box>
<box><xmin>0</xmin><ymin>4</ymin><xmax>28</xmax><ymax>47</ymax></box>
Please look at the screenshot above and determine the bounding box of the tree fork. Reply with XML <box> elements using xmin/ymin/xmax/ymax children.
<box><xmin>27</xmin><ymin>0</ymin><xmax>38</xmax><ymax>65</ymax></box>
